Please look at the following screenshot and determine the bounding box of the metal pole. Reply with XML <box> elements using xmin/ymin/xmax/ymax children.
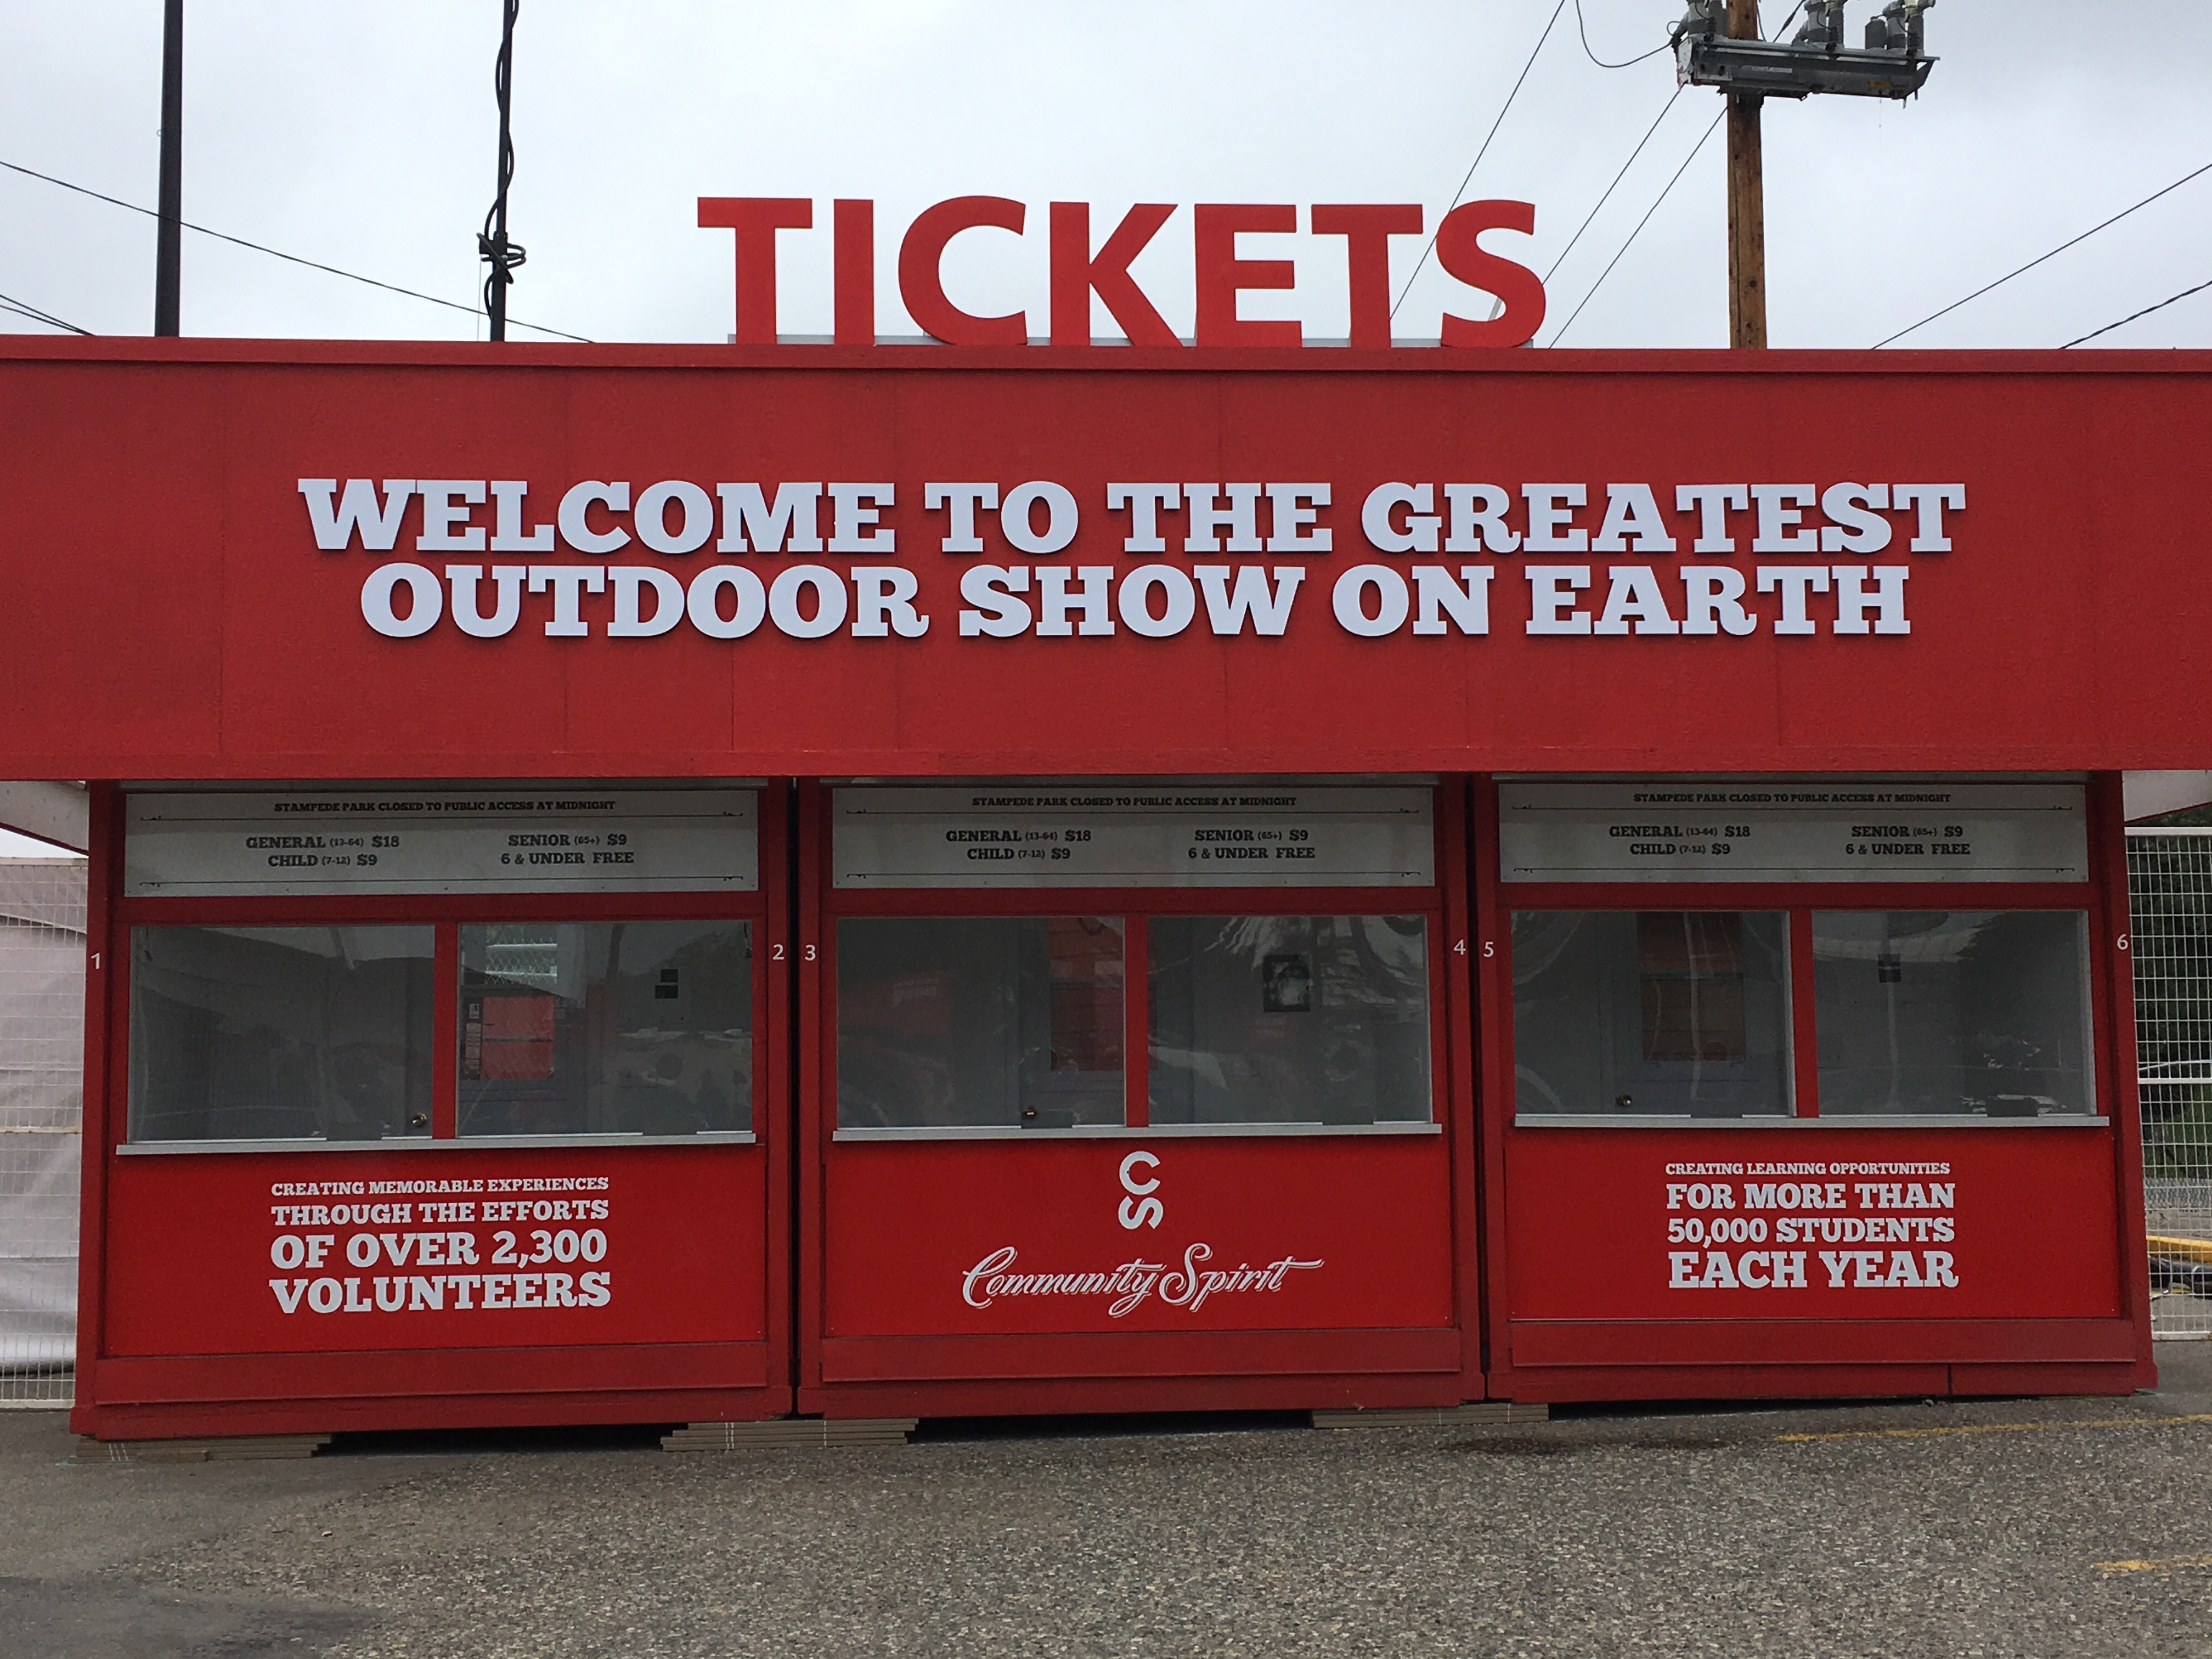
<box><xmin>479</xmin><ymin>0</ymin><xmax>524</xmax><ymax>342</ymax></box>
<box><xmin>1725</xmin><ymin>0</ymin><xmax>1767</xmax><ymax>348</ymax></box>
<box><xmin>154</xmin><ymin>0</ymin><xmax>183</xmax><ymax>337</ymax></box>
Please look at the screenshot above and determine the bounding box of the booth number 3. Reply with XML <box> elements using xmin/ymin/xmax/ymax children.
<box><xmin>1118</xmin><ymin>1151</ymin><xmax>1164</xmax><ymax>1231</ymax></box>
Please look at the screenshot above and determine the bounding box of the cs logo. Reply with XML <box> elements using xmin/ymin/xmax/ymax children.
<box><xmin>1118</xmin><ymin>1150</ymin><xmax>1163</xmax><ymax>1231</ymax></box>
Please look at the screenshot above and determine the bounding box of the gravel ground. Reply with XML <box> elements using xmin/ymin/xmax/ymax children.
<box><xmin>9</xmin><ymin>1350</ymin><xmax>2212</xmax><ymax>1657</ymax></box>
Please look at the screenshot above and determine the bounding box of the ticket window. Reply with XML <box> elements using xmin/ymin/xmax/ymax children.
<box><xmin>458</xmin><ymin>921</ymin><xmax>754</xmax><ymax>1138</ymax></box>
<box><xmin>1499</xmin><ymin>782</ymin><xmax>2103</xmax><ymax>1124</ymax></box>
<box><xmin>827</xmin><ymin>785</ymin><xmax>1444</xmax><ymax>1136</ymax></box>
<box><xmin>117</xmin><ymin>788</ymin><xmax>766</xmax><ymax>1149</ymax></box>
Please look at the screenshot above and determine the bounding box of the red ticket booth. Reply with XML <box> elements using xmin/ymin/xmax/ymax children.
<box><xmin>2</xmin><ymin>337</ymin><xmax>2197</xmax><ymax>1435</ymax></box>
<box><xmin>75</xmin><ymin>781</ymin><xmax>791</xmax><ymax>1437</ymax></box>
<box><xmin>797</xmin><ymin>780</ymin><xmax>1482</xmax><ymax>1415</ymax></box>
<box><xmin>1480</xmin><ymin>774</ymin><xmax>2152</xmax><ymax>1401</ymax></box>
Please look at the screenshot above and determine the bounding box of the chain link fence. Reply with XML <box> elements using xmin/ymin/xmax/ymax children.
<box><xmin>0</xmin><ymin>859</ymin><xmax>85</xmax><ymax>1404</ymax></box>
<box><xmin>2130</xmin><ymin>829</ymin><xmax>2212</xmax><ymax>1337</ymax></box>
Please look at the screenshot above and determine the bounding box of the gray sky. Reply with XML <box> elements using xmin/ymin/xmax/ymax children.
<box><xmin>0</xmin><ymin>1</ymin><xmax>2203</xmax><ymax>851</ymax></box>
<box><xmin>2</xmin><ymin>1</ymin><xmax>2208</xmax><ymax>352</ymax></box>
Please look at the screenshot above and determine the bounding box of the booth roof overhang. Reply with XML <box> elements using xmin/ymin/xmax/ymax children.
<box><xmin>4</xmin><ymin>336</ymin><xmax>2209</xmax><ymax>784</ymax></box>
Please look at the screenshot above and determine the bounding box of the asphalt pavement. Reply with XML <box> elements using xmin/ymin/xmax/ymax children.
<box><xmin>10</xmin><ymin>1350</ymin><xmax>2212</xmax><ymax>1657</ymax></box>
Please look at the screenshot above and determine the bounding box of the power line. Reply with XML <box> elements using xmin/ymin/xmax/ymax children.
<box><xmin>1873</xmin><ymin>158</ymin><xmax>2212</xmax><ymax>348</ymax></box>
<box><xmin>2064</xmin><ymin>275</ymin><xmax>2212</xmax><ymax>348</ymax></box>
<box><xmin>0</xmin><ymin>290</ymin><xmax>91</xmax><ymax>335</ymax></box>
<box><xmin>1546</xmin><ymin>0</ymin><xmax>1805</xmax><ymax>346</ymax></box>
<box><xmin>1574</xmin><ymin>0</ymin><xmax>1675</xmax><ymax>69</ymax></box>
<box><xmin>1543</xmin><ymin>83</ymin><xmax>1685</xmax><ymax>285</ymax></box>
<box><xmin>1549</xmin><ymin>105</ymin><xmax>1726</xmax><ymax>345</ymax></box>
<box><xmin>1390</xmin><ymin>0</ymin><xmax>1569</xmax><ymax>321</ymax></box>
<box><xmin>0</xmin><ymin>157</ymin><xmax>590</xmax><ymax>343</ymax></box>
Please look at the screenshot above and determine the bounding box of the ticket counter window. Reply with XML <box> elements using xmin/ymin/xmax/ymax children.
<box><xmin>458</xmin><ymin>921</ymin><xmax>754</xmax><ymax>1137</ymax></box>
<box><xmin>836</xmin><ymin>917</ymin><xmax>1127</xmax><ymax>1130</ymax></box>
<box><xmin>1813</xmin><ymin>911</ymin><xmax>2095</xmax><ymax>1118</ymax></box>
<box><xmin>127</xmin><ymin>925</ymin><xmax>435</xmax><ymax>1142</ymax></box>
<box><xmin>1512</xmin><ymin>911</ymin><xmax>1793</xmax><ymax>1118</ymax></box>
<box><xmin>1149</xmin><ymin>915</ymin><xmax>1432</xmax><ymax>1125</ymax></box>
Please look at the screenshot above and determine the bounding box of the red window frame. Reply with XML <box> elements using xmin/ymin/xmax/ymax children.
<box><xmin>107</xmin><ymin>787</ymin><xmax>784</xmax><ymax>1150</ymax></box>
<box><xmin>814</xmin><ymin>787</ymin><xmax>1457</xmax><ymax>1135</ymax></box>
<box><xmin>1486</xmin><ymin>884</ymin><xmax>2106</xmax><ymax>1132</ymax></box>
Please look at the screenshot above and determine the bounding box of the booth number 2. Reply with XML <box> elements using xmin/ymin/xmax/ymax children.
<box><xmin>1119</xmin><ymin>1152</ymin><xmax>1163</xmax><ymax>1231</ymax></box>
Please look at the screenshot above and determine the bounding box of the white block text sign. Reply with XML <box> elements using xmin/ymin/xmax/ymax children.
<box><xmin>126</xmin><ymin>790</ymin><xmax>759</xmax><ymax>896</ymax></box>
<box><xmin>1497</xmin><ymin>781</ymin><xmax>2087</xmax><ymax>884</ymax></box>
<box><xmin>834</xmin><ymin>786</ymin><xmax>1434</xmax><ymax>888</ymax></box>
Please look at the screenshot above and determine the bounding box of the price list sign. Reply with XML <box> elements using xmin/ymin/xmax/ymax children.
<box><xmin>125</xmin><ymin>789</ymin><xmax>759</xmax><ymax>896</ymax></box>
<box><xmin>1498</xmin><ymin>781</ymin><xmax>2087</xmax><ymax>884</ymax></box>
<box><xmin>833</xmin><ymin>786</ymin><xmax>1434</xmax><ymax>888</ymax></box>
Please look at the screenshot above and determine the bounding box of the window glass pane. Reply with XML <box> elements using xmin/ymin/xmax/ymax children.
<box><xmin>1149</xmin><ymin>916</ymin><xmax>1432</xmax><ymax>1125</ymax></box>
<box><xmin>1813</xmin><ymin>911</ymin><xmax>2095</xmax><ymax>1117</ymax></box>
<box><xmin>458</xmin><ymin>921</ymin><xmax>752</xmax><ymax>1137</ymax></box>
<box><xmin>1513</xmin><ymin>912</ymin><xmax>1792</xmax><ymax>1118</ymax></box>
<box><xmin>128</xmin><ymin>926</ymin><xmax>434</xmax><ymax>1142</ymax></box>
<box><xmin>837</xmin><ymin>917</ymin><xmax>1124</xmax><ymax>1128</ymax></box>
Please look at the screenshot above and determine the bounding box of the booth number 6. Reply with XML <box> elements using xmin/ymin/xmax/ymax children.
<box><xmin>1118</xmin><ymin>1150</ymin><xmax>1163</xmax><ymax>1231</ymax></box>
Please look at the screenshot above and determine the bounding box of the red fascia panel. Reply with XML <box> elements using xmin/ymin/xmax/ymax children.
<box><xmin>1507</xmin><ymin>1317</ymin><xmax>2141</xmax><ymax>1370</ymax></box>
<box><xmin>90</xmin><ymin>1340</ymin><xmax>770</xmax><ymax>1406</ymax></box>
<box><xmin>78</xmin><ymin>1386</ymin><xmax>791</xmax><ymax>1441</ymax></box>
<box><xmin>4</xmin><ymin>345</ymin><xmax>2212</xmax><ymax>780</ymax></box>
<box><xmin>817</xmin><ymin>1327</ymin><xmax>1461</xmax><ymax>1384</ymax></box>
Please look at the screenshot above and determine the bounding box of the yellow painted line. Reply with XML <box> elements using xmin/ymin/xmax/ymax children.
<box><xmin>2148</xmin><ymin>1234</ymin><xmax>2212</xmax><ymax>1264</ymax></box>
<box><xmin>1776</xmin><ymin>1413</ymin><xmax>2212</xmax><ymax>1444</ymax></box>
<box><xmin>2096</xmin><ymin>1554</ymin><xmax>2212</xmax><ymax>1576</ymax></box>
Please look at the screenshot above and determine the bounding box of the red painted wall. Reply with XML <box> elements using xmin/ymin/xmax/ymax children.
<box><xmin>4</xmin><ymin>340</ymin><xmax>2210</xmax><ymax>782</ymax></box>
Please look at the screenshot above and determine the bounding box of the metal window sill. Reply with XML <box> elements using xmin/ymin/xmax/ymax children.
<box><xmin>832</xmin><ymin>1121</ymin><xmax>1441</xmax><ymax>1142</ymax></box>
<box><xmin>1511</xmin><ymin>1114</ymin><xmax>2108</xmax><ymax>1130</ymax></box>
<box><xmin>118</xmin><ymin>1131</ymin><xmax>758</xmax><ymax>1155</ymax></box>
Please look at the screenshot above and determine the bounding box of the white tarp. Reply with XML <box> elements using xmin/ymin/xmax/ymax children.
<box><xmin>0</xmin><ymin>860</ymin><xmax>85</xmax><ymax>1382</ymax></box>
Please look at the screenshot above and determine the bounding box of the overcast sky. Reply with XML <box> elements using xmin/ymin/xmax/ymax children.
<box><xmin>0</xmin><ymin>1</ymin><xmax>2204</xmax><ymax>852</ymax></box>
<box><xmin>1</xmin><ymin>0</ymin><xmax>2208</xmax><ymax>353</ymax></box>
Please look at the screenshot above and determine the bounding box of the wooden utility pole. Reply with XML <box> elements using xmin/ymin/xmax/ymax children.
<box><xmin>1725</xmin><ymin>0</ymin><xmax>1767</xmax><ymax>348</ymax></box>
<box><xmin>154</xmin><ymin>0</ymin><xmax>183</xmax><ymax>337</ymax></box>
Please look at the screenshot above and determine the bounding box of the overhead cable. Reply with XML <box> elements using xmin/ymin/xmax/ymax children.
<box><xmin>1389</xmin><ymin>0</ymin><xmax>1569</xmax><ymax>321</ymax></box>
<box><xmin>1874</xmin><ymin>159</ymin><xmax>2212</xmax><ymax>348</ymax></box>
<box><xmin>0</xmin><ymin>290</ymin><xmax>92</xmax><ymax>335</ymax></box>
<box><xmin>2063</xmin><ymin>275</ymin><xmax>2212</xmax><ymax>349</ymax></box>
<box><xmin>1547</xmin><ymin>0</ymin><xmax>1803</xmax><ymax>345</ymax></box>
<box><xmin>1548</xmin><ymin>106</ymin><xmax>1726</xmax><ymax>345</ymax></box>
<box><xmin>0</xmin><ymin>158</ymin><xmax>590</xmax><ymax>343</ymax></box>
<box><xmin>1574</xmin><ymin>0</ymin><xmax>1675</xmax><ymax>69</ymax></box>
<box><xmin>1543</xmin><ymin>84</ymin><xmax>1686</xmax><ymax>286</ymax></box>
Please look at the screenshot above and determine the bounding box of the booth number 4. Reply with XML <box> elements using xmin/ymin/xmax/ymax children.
<box><xmin>1119</xmin><ymin>1151</ymin><xmax>1163</xmax><ymax>1231</ymax></box>
<box><xmin>1452</xmin><ymin>940</ymin><xmax>1492</xmax><ymax>958</ymax></box>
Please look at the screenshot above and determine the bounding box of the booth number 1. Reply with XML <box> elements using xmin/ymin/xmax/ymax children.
<box><xmin>1119</xmin><ymin>1151</ymin><xmax>1163</xmax><ymax>1231</ymax></box>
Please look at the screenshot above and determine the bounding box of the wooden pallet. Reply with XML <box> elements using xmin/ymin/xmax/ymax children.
<box><xmin>662</xmin><ymin>1418</ymin><xmax>918</xmax><ymax>1451</ymax></box>
<box><xmin>1311</xmin><ymin>1403</ymin><xmax>1550</xmax><ymax>1430</ymax></box>
<box><xmin>71</xmin><ymin>1434</ymin><xmax>332</xmax><ymax>1463</ymax></box>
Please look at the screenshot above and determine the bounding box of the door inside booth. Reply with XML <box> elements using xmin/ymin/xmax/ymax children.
<box><xmin>804</xmin><ymin>782</ymin><xmax>1472</xmax><ymax>1412</ymax></box>
<box><xmin>85</xmin><ymin>785</ymin><xmax>791</xmax><ymax>1436</ymax></box>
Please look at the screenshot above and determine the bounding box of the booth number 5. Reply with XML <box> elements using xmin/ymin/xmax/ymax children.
<box><xmin>1118</xmin><ymin>1151</ymin><xmax>1163</xmax><ymax>1231</ymax></box>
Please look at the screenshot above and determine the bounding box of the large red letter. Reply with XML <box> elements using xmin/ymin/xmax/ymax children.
<box><xmin>1193</xmin><ymin>204</ymin><xmax>1299</xmax><ymax>347</ymax></box>
<box><xmin>898</xmin><ymin>196</ymin><xmax>1029</xmax><ymax>346</ymax></box>
<box><xmin>1049</xmin><ymin>202</ymin><xmax>1180</xmax><ymax>347</ymax></box>
<box><xmin>697</xmin><ymin>197</ymin><xmax>812</xmax><ymax>346</ymax></box>
<box><xmin>834</xmin><ymin>199</ymin><xmax>874</xmax><ymax>346</ymax></box>
<box><xmin>1435</xmin><ymin>201</ymin><xmax>1545</xmax><ymax>348</ymax></box>
<box><xmin>1310</xmin><ymin>205</ymin><xmax>1423</xmax><ymax>349</ymax></box>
